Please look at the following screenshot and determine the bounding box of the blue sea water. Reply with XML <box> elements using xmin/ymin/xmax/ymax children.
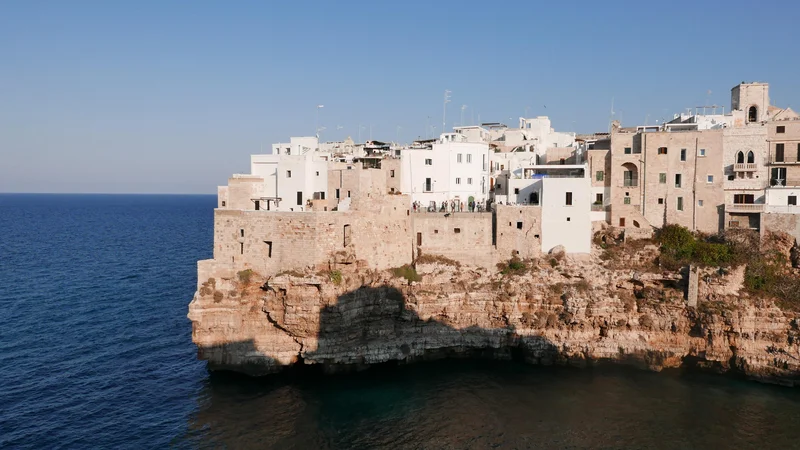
<box><xmin>3</xmin><ymin>194</ymin><xmax>800</xmax><ymax>449</ymax></box>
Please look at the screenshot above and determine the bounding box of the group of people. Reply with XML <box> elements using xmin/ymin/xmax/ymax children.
<box><xmin>412</xmin><ymin>200</ymin><xmax>485</xmax><ymax>213</ymax></box>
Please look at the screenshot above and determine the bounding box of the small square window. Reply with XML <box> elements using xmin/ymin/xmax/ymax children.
<box><xmin>624</xmin><ymin>147</ymin><xmax>632</xmax><ymax>154</ymax></box>
<box><xmin>516</xmin><ymin>222</ymin><xmax>523</xmax><ymax>229</ymax></box>
<box><xmin>286</xmin><ymin>170</ymin><xmax>292</xmax><ymax>178</ymax></box>
<box><xmin>707</xmin><ymin>175</ymin><xmax>714</xmax><ymax>183</ymax></box>
<box><xmin>659</xmin><ymin>173</ymin><xmax>666</xmax><ymax>184</ymax></box>
<box><xmin>777</xmin><ymin>126</ymin><xmax>786</xmax><ymax>133</ymax></box>
<box><xmin>467</xmin><ymin>178</ymin><xmax>472</xmax><ymax>184</ymax></box>
<box><xmin>390</xmin><ymin>170</ymin><xmax>395</xmax><ymax>177</ymax></box>
<box><xmin>624</xmin><ymin>197</ymin><xmax>631</xmax><ymax>205</ymax></box>
<box><xmin>454</xmin><ymin>228</ymin><xmax>461</xmax><ymax>234</ymax></box>
<box><xmin>789</xmin><ymin>195</ymin><xmax>797</xmax><ymax>206</ymax></box>
<box><xmin>658</xmin><ymin>198</ymin><xmax>664</xmax><ymax>204</ymax></box>
<box><xmin>566</xmin><ymin>217</ymin><xmax>571</xmax><ymax>222</ymax></box>
<box><xmin>699</xmin><ymin>149</ymin><xmax>706</xmax><ymax>157</ymax></box>
<box><xmin>658</xmin><ymin>147</ymin><xmax>668</xmax><ymax>155</ymax></box>
<box><xmin>534</xmin><ymin>234</ymin><xmax>540</xmax><ymax>239</ymax></box>
<box><xmin>434</xmin><ymin>229</ymin><xmax>439</xmax><ymax>234</ymax></box>
<box><xmin>698</xmin><ymin>199</ymin><xmax>704</xmax><ymax>207</ymax></box>
<box><xmin>514</xmin><ymin>188</ymin><xmax>520</xmax><ymax>194</ymax></box>
<box><xmin>425</xmin><ymin>159</ymin><xmax>433</xmax><ymax>165</ymax></box>
<box><xmin>596</xmin><ymin>171</ymin><xmax>604</xmax><ymax>181</ymax></box>
<box><xmin>316</xmin><ymin>171</ymin><xmax>319</xmax><ymax>176</ymax></box>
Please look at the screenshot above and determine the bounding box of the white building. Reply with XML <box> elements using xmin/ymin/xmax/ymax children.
<box><xmin>494</xmin><ymin>164</ymin><xmax>591</xmax><ymax>253</ymax></box>
<box><xmin>400</xmin><ymin>133</ymin><xmax>491</xmax><ymax>210</ymax></box>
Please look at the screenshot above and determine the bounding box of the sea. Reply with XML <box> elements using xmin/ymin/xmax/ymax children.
<box><xmin>3</xmin><ymin>193</ymin><xmax>800</xmax><ymax>449</ymax></box>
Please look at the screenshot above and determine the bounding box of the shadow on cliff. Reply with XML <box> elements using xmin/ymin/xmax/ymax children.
<box><xmin>199</xmin><ymin>284</ymin><xmax>564</xmax><ymax>376</ymax></box>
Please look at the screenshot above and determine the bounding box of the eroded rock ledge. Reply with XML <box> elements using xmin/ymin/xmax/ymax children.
<box><xmin>188</xmin><ymin>249</ymin><xmax>800</xmax><ymax>386</ymax></box>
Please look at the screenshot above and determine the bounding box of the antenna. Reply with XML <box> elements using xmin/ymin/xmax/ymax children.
<box><xmin>608</xmin><ymin>97</ymin><xmax>615</xmax><ymax>133</ymax></box>
<box><xmin>442</xmin><ymin>89</ymin><xmax>451</xmax><ymax>134</ymax></box>
<box><xmin>461</xmin><ymin>105</ymin><xmax>467</xmax><ymax>129</ymax></box>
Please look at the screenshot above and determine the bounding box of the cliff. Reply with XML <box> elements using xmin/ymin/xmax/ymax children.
<box><xmin>187</xmin><ymin>244</ymin><xmax>800</xmax><ymax>386</ymax></box>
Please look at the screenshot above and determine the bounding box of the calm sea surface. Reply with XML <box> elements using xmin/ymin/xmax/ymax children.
<box><xmin>3</xmin><ymin>194</ymin><xmax>800</xmax><ymax>449</ymax></box>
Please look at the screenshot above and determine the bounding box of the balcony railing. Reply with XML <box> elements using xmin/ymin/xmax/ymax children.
<box><xmin>734</xmin><ymin>163</ymin><xmax>757</xmax><ymax>171</ymax></box>
<box><xmin>769</xmin><ymin>155</ymin><xmax>800</xmax><ymax>164</ymax></box>
<box><xmin>591</xmin><ymin>204</ymin><xmax>610</xmax><ymax>212</ymax></box>
<box><xmin>726</xmin><ymin>203</ymin><xmax>764</xmax><ymax>212</ymax></box>
<box><xmin>770</xmin><ymin>178</ymin><xmax>800</xmax><ymax>187</ymax></box>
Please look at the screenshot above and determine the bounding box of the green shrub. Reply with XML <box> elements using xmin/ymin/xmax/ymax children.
<box><xmin>391</xmin><ymin>265</ymin><xmax>422</xmax><ymax>283</ymax></box>
<box><xmin>657</xmin><ymin>225</ymin><xmax>734</xmax><ymax>269</ymax></box>
<box><xmin>237</xmin><ymin>269</ymin><xmax>253</xmax><ymax>284</ymax></box>
<box><xmin>329</xmin><ymin>270</ymin><xmax>343</xmax><ymax>285</ymax></box>
<box><xmin>415</xmin><ymin>253</ymin><xmax>462</xmax><ymax>268</ymax></box>
<box><xmin>497</xmin><ymin>256</ymin><xmax>527</xmax><ymax>275</ymax></box>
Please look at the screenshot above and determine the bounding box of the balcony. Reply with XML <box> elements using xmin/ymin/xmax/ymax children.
<box><xmin>726</xmin><ymin>203</ymin><xmax>764</xmax><ymax>213</ymax></box>
<box><xmin>591</xmin><ymin>204</ymin><xmax>610</xmax><ymax>212</ymax></box>
<box><xmin>770</xmin><ymin>178</ymin><xmax>800</xmax><ymax>187</ymax></box>
<box><xmin>733</xmin><ymin>163</ymin><xmax>757</xmax><ymax>172</ymax></box>
<box><xmin>769</xmin><ymin>155</ymin><xmax>800</xmax><ymax>165</ymax></box>
<box><xmin>622</xmin><ymin>178</ymin><xmax>639</xmax><ymax>187</ymax></box>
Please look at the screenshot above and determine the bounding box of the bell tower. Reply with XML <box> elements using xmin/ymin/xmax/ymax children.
<box><xmin>731</xmin><ymin>82</ymin><xmax>770</xmax><ymax>123</ymax></box>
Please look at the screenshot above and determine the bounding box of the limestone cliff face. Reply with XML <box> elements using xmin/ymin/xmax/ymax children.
<box><xmin>188</xmin><ymin>250</ymin><xmax>800</xmax><ymax>386</ymax></box>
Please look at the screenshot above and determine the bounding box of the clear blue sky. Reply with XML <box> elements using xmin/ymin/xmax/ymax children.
<box><xmin>2</xmin><ymin>1</ymin><xmax>798</xmax><ymax>194</ymax></box>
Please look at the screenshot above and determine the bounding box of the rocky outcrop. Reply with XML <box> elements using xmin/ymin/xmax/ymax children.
<box><xmin>188</xmin><ymin>248</ymin><xmax>800</xmax><ymax>386</ymax></box>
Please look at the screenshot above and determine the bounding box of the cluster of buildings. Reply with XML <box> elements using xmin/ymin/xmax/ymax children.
<box><xmin>210</xmin><ymin>82</ymin><xmax>800</xmax><ymax>277</ymax></box>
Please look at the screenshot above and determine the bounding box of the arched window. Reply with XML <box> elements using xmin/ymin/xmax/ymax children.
<box><xmin>748</xmin><ymin>106</ymin><xmax>757</xmax><ymax>123</ymax></box>
<box><xmin>529</xmin><ymin>192</ymin><xmax>539</xmax><ymax>205</ymax></box>
<box><xmin>747</xmin><ymin>151</ymin><xmax>755</xmax><ymax>164</ymax></box>
<box><xmin>622</xmin><ymin>162</ymin><xmax>638</xmax><ymax>187</ymax></box>
<box><xmin>737</xmin><ymin>151</ymin><xmax>745</xmax><ymax>164</ymax></box>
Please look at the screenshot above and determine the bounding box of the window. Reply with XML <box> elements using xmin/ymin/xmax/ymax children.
<box><xmin>567</xmin><ymin>217</ymin><xmax>571</xmax><ymax>222</ymax></box>
<box><xmin>483</xmin><ymin>155</ymin><xmax>486</xmax><ymax>170</ymax></box>
<box><xmin>734</xmin><ymin>194</ymin><xmax>755</xmax><ymax>204</ymax></box>
<box><xmin>455</xmin><ymin>177</ymin><xmax>461</xmax><ymax>185</ymax></box>
<box><xmin>287</xmin><ymin>170</ymin><xmax>292</xmax><ymax>178</ymax></box>
<box><xmin>706</xmin><ymin>175</ymin><xmax>713</xmax><ymax>183</ymax></box>
<box><xmin>658</xmin><ymin>198</ymin><xmax>664</xmax><ymax>205</ymax></box>
<box><xmin>624</xmin><ymin>147</ymin><xmax>632</xmax><ymax>155</ymax></box>
<box><xmin>747</xmin><ymin>151</ymin><xmax>755</xmax><ymax>164</ymax></box>
<box><xmin>777</xmin><ymin>126</ymin><xmax>786</xmax><ymax>133</ymax></box>
<box><xmin>335</xmin><ymin>188</ymin><xmax>340</xmax><ymax>199</ymax></box>
<box><xmin>658</xmin><ymin>147</ymin><xmax>668</xmax><ymax>155</ymax></box>
<box><xmin>675</xmin><ymin>174</ymin><xmax>682</xmax><ymax>188</ymax></box>
<box><xmin>624</xmin><ymin>197</ymin><xmax>631</xmax><ymax>205</ymax></box>
<box><xmin>659</xmin><ymin>173</ymin><xmax>667</xmax><ymax>184</ymax></box>
<box><xmin>240</xmin><ymin>229</ymin><xmax>244</xmax><ymax>237</ymax></box>
<box><xmin>467</xmin><ymin>178</ymin><xmax>472</xmax><ymax>185</ymax></box>
<box><xmin>425</xmin><ymin>178</ymin><xmax>432</xmax><ymax>192</ymax></box>
<box><xmin>797</xmin><ymin>143</ymin><xmax>800</xmax><ymax>160</ymax></box>
<box><xmin>467</xmin><ymin>154</ymin><xmax>472</xmax><ymax>163</ymax></box>
<box><xmin>497</xmin><ymin>183</ymin><xmax>502</xmax><ymax>190</ymax></box>
<box><xmin>390</xmin><ymin>170</ymin><xmax>395</xmax><ymax>178</ymax></box>
<box><xmin>343</xmin><ymin>225</ymin><xmax>352</xmax><ymax>247</ymax></box>
<box><xmin>316</xmin><ymin>171</ymin><xmax>320</xmax><ymax>176</ymax></box>
<box><xmin>699</xmin><ymin>149</ymin><xmax>706</xmax><ymax>157</ymax></box>
<box><xmin>595</xmin><ymin>193</ymin><xmax>603</xmax><ymax>203</ymax></box>
<box><xmin>457</xmin><ymin>154</ymin><xmax>463</xmax><ymax>163</ymax></box>
<box><xmin>296</xmin><ymin>191</ymin><xmax>303</xmax><ymax>206</ymax></box>
<box><xmin>264</xmin><ymin>241</ymin><xmax>272</xmax><ymax>258</ymax></box>
<box><xmin>514</xmin><ymin>188</ymin><xmax>520</xmax><ymax>194</ymax></box>
<box><xmin>221</xmin><ymin>201</ymin><xmax>226</xmax><ymax>207</ymax></box>
<box><xmin>454</xmin><ymin>228</ymin><xmax>461</xmax><ymax>234</ymax></box>
<box><xmin>619</xmin><ymin>218</ymin><xmax>626</xmax><ymax>227</ymax></box>
<box><xmin>347</xmin><ymin>190</ymin><xmax>351</xmax><ymax>198</ymax></box>
<box><xmin>771</xmin><ymin>167</ymin><xmax>787</xmax><ymax>186</ymax></box>
<box><xmin>425</xmin><ymin>159</ymin><xmax>433</xmax><ymax>165</ymax></box>
<box><xmin>565</xmin><ymin>192</ymin><xmax>573</xmax><ymax>206</ymax></box>
<box><xmin>737</xmin><ymin>151</ymin><xmax>744</xmax><ymax>164</ymax></box>
<box><xmin>596</xmin><ymin>171</ymin><xmax>604</xmax><ymax>181</ymax></box>
<box><xmin>677</xmin><ymin>197</ymin><xmax>684</xmax><ymax>211</ymax></box>
<box><xmin>789</xmin><ymin>196</ymin><xmax>797</xmax><ymax>206</ymax></box>
<box><xmin>416</xmin><ymin>232</ymin><xmax>422</xmax><ymax>246</ymax></box>
<box><xmin>680</xmin><ymin>149</ymin><xmax>687</xmax><ymax>161</ymax></box>
<box><xmin>530</xmin><ymin>192</ymin><xmax>539</xmax><ymax>205</ymax></box>
<box><xmin>698</xmin><ymin>200</ymin><xmax>704</xmax><ymax>207</ymax></box>
<box><xmin>254</xmin><ymin>200</ymin><xmax>260</xmax><ymax>211</ymax></box>
<box><xmin>748</xmin><ymin>106</ymin><xmax>757</xmax><ymax>123</ymax></box>
<box><xmin>516</xmin><ymin>222</ymin><xmax>523</xmax><ymax>229</ymax></box>
<box><xmin>776</xmin><ymin>143</ymin><xmax>785</xmax><ymax>162</ymax></box>
<box><xmin>624</xmin><ymin>170</ymin><xmax>637</xmax><ymax>186</ymax></box>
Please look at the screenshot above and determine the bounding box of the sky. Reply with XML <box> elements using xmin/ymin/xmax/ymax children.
<box><xmin>1</xmin><ymin>1</ymin><xmax>799</xmax><ymax>194</ymax></box>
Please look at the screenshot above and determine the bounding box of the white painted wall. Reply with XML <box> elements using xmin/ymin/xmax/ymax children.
<box><xmin>541</xmin><ymin>176</ymin><xmax>591</xmax><ymax>254</ymax></box>
<box><xmin>765</xmin><ymin>187</ymin><xmax>800</xmax><ymax>213</ymax></box>
<box><xmin>400</xmin><ymin>135</ymin><xmax>491</xmax><ymax>209</ymax></box>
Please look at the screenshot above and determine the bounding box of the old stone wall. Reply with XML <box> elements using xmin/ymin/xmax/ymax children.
<box><xmin>762</xmin><ymin>213</ymin><xmax>800</xmax><ymax>242</ymax></box>
<box><xmin>494</xmin><ymin>205</ymin><xmax>542</xmax><ymax>259</ymax></box>
<box><xmin>213</xmin><ymin>194</ymin><xmax>413</xmax><ymax>276</ymax></box>
<box><xmin>411</xmin><ymin>213</ymin><xmax>496</xmax><ymax>267</ymax></box>
<box><xmin>226</xmin><ymin>176</ymin><xmax>265</xmax><ymax>211</ymax></box>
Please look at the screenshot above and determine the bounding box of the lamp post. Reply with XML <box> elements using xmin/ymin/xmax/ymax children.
<box><xmin>315</xmin><ymin>105</ymin><xmax>324</xmax><ymax>138</ymax></box>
